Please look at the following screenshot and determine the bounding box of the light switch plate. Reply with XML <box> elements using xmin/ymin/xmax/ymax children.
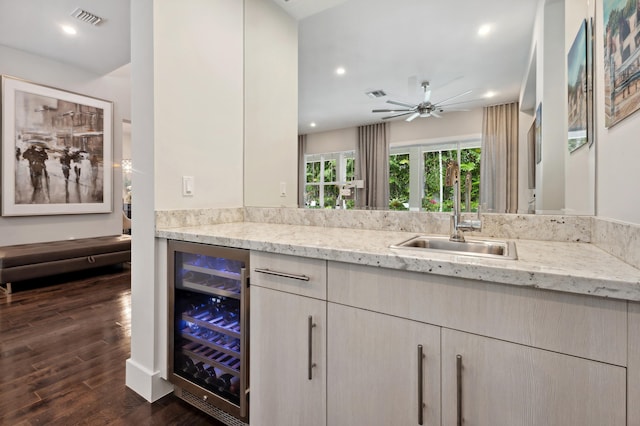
<box><xmin>183</xmin><ymin>176</ymin><xmax>195</xmax><ymax>196</ymax></box>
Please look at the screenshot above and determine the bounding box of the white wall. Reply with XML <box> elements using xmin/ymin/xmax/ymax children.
<box><xmin>594</xmin><ymin>0</ymin><xmax>640</xmax><ymax>224</ymax></box>
<box><xmin>305</xmin><ymin>109</ymin><xmax>483</xmax><ymax>154</ymax></box>
<box><xmin>306</xmin><ymin>127</ymin><xmax>358</xmax><ymax>154</ymax></box>
<box><xmin>390</xmin><ymin>109</ymin><xmax>483</xmax><ymax>144</ymax></box>
<box><xmin>244</xmin><ymin>0</ymin><xmax>298</xmax><ymax>207</ymax></box>
<box><xmin>153</xmin><ymin>0</ymin><xmax>244</xmax><ymax>210</ymax></box>
<box><xmin>518</xmin><ymin>110</ymin><xmax>535</xmax><ymax>213</ymax></box>
<box><xmin>0</xmin><ymin>45</ymin><xmax>127</xmax><ymax>246</ymax></box>
<box><xmin>535</xmin><ymin>0</ymin><xmax>566</xmax><ymax>214</ymax></box>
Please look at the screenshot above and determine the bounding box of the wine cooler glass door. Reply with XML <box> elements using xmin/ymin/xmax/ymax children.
<box><xmin>168</xmin><ymin>241</ymin><xmax>250</xmax><ymax>422</ymax></box>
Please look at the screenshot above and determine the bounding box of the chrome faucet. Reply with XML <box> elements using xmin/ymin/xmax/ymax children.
<box><xmin>445</xmin><ymin>160</ymin><xmax>481</xmax><ymax>242</ymax></box>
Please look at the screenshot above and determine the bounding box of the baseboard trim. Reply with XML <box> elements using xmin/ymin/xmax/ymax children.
<box><xmin>125</xmin><ymin>357</ymin><xmax>174</xmax><ymax>402</ymax></box>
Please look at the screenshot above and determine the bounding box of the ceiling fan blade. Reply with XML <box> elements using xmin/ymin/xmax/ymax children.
<box><xmin>387</xmin><ymin>99</ymin><xmax>416</xmax><ymax>108</ymax></box>
<box><xmin>436</xmin><ymin>98</ymin><xmax>482</xmax><ymax>108</ymax></box>
<box><xmin>433</xmin><ymin>90</ymin><xmax>472</xmax><ymax>107</ymax></box>
<box><xmin>430</xmin><ymin>111</ymin><xmax>441</xmax><ymax>118</ymax></box>
<box><xmin>382</xmin><ymin>112</ymin><xmax>412</xmax><ymax>120</ymax></box>
<box><xmin>442</xmin><ymin>108</ymin><xmax>471</xmax><ymax>112</ymax></box>
<box><xmin>372</xmin><ymin>108</ymin><xmax>412</xmax><ymax>113</ymax></box>
<box><xmin>405</xmin><ymin>112</ymin><xmax>420</xmax><ymax>122</ymax></box>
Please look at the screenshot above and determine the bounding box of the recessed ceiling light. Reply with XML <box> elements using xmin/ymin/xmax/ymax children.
<box><xmin>310</xmin><ymin>122</ymin><xmax>317</xmax><ymax>127</ymax></box>
<box><xmin>485</xmin><ymin>91</ymin><xmax>496</xmax><ymax>98</ymax></box>
<box><xmin>335</xmin><ymin>67</ymin><xmax>346</xmax><ymax>75</ymax></box>
<box><xmin>478</xmin><ymin>24</ymin><xmax>492</xmax><ymax>36</ymax></box>
<box><xmin>61</xmin><ymin>25</ymin><xmax>77</xmax><ymax>35</ymax></box>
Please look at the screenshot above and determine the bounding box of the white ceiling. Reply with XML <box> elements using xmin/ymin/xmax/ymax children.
<box><xmin>0</xmin><ymin>0</ymin><xmax>130</xmax><ymax>75</ymax></box>
<box><xmin>0</xmin><ymin>0</ymin><xmax>540</xmax><ymax>135</ymax></box>
<box><xmin>273</xmin><ymin>0</ymin><xmax>540</xmax><ymax>134</ymax></box>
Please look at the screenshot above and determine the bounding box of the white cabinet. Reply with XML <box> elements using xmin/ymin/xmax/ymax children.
<box><xmin>441</xmin><ymin>328</ymin><xmax>626</xmax><ymax>426</ymax></box>
<box><xmin>250</xmin><ymin>286</ymin><xmax>326</xmax><ymax>426</ymax></box>
<box><xmin>250</xmin><ymin>255</ymin><xmax>628</xmax><ymax>426</ymax></box>
<box><xmin>628</xmin><ymin>302</ymin><xmax>640</xmax><ymax>425</ymax></box>
<box><xmin>327</xmin><ymin>261</ymin><xmax>628</xmax><ymax>426</ymax></box>
<box><xmin>250</xmin><ymin>252</ymin><xmax>327</xmax><ymax>426</ymax></box>
<box><xmin>327</xmin><ymin>303</ymin><xmax>441</xmax><ymax>426</ymax></box>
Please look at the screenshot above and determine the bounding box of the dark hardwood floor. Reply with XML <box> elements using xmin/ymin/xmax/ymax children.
<box><xmin>0</xmin><ymin>266</ymin><xmax>225</xmax><ymax>425</ymax></box>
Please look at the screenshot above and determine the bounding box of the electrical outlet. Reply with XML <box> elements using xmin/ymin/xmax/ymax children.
<box><xmin>183</xmin><ymin>176</ymin><xmax>195</xmax><ymax>196</ymax></box>
<box><xmin>280</xmin><ymin>182</ymin><xmax>286</xmax><ymax>197</ymax></box>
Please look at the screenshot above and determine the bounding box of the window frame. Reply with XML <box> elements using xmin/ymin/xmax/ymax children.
<box><xmin>389</xmin><ymin>138</ymin><xmax>481</xmax><ymax>212</ymax></box>
<box><xmin>304</xmin><ymin>150</ymin><xmax>355</xmax><ymax>209</ymax></box>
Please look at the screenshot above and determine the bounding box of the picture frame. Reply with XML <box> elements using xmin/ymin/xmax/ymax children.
<box><xmin>535</xmin><ymin>102</ymin><xmax>542</xmax><ymax>164</ymax></box>
<box><xmin>603</xmin><ymin>0</ymin><xmax>640</xmax><ymax>128</ymax></box>
<box><xmin>1</xmin><ymin>76</ymin><xmax>113</xmax><ymax>216</ymax></box>
<box><xmin>587</xmin><ymin>16</ymin><xmax>595</xmax><ymax>148</ymax></box>
<box><xmin>567</xmin><ymin>19</ymin><xmax>588</xmax><ymax>153</ymax></box>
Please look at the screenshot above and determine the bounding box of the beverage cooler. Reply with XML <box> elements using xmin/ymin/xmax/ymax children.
<box><xmin>167</xmin><ymin>240</ymin><xmax>250</xmax><ymax>425</ymax></box>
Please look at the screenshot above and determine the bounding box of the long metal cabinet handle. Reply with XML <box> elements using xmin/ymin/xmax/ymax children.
<box><xmin>417</xmin><ymin>345</ymin><xmax>425</xmax><ymax>425</ymax></box>
<box><xmin>456</xmin><ymin>354</ymin><xmax>463</xmax><ymax>426</ymax></box>
<box><xmin>254</xmin><ymin>268</ymin><xmax>310</xmax><ymax>281</ymax></box>
<box><xmin>308</xmin><ymin>315</ymin><xmax>317</xmax><ymax>380</ymax></box>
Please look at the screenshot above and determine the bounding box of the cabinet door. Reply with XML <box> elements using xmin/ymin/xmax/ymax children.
<box><xmin>441</xmin><ymin>329</ymin><xmax>626</xmax><ymax>426</ymax></box>
<box><xmin>250</xmin><ymin>286</ymin><xmax>326</xmax><ymax>426</ymax></box>
<box><xmin>327</xmin><ymin>303</ymin><xmax>441</xmax><ymax>426</ymax></box>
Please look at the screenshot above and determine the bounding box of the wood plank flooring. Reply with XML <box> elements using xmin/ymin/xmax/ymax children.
<box><xmin>0</xmin><ymin>266</ymin><xmax>225</xmax><ymax>425</ymax></box>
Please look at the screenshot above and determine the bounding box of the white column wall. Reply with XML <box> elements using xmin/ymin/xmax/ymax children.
<box><xmin>535</xmin><ymin>0</ymin><xmax>566</xmax><ymax>214</ymax></box>
<box><xmin>154</xmin><ymin>0</ymin><xmax>244</xmax><ymax>210</ymax></box>
<box><xmin>126</xmin><ymin>0</ymin><xmax>174</xmax><ymax>402</ymax></box>
<box><xmin>244</xmin><ymin>0</ymin><xmax>298</xmax><ymax>207</ymax></box>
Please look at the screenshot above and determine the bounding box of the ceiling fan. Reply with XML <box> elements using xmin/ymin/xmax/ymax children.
<box><xmin>372</xmin><ymin>81</ymin><xmax>472</xmax><ymax>122</ymax></box>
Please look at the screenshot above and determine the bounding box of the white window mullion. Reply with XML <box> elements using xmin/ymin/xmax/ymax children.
<box><xmin>408</xmin><ymin>146</ymin><xmax>422</xmax><ymax>211</ymax></box>
<box><xmin>438</xmin><ymin>150</ymin><xmax>443</xmax><ymax>212</ymax></box>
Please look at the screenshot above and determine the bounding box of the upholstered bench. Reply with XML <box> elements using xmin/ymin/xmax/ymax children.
<box><xmin>0</xmin><ymin>234</ymin><xmax>131</xmax><ymax>294</ymax></box>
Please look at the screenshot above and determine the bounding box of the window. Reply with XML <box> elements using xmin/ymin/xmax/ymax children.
<box><xmin>389</xmin><ymin>140</ymin><xmax>481</xmax><ymax>212</ymax></box>
<box><xmin>304</xmin><ymin>151</ymin><xmax>355</xmax><ymax>209</ymax></box>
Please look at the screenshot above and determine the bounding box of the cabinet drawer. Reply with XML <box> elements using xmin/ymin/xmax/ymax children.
<box><xmin>328</xmin><ymin>261</ymin><xmax>627</xmax><ymax>366</ymax></box>
<box><xmin>251</xmin><ymin>251</ymin><xmax>327</xmax><ymax>300</ymax></box>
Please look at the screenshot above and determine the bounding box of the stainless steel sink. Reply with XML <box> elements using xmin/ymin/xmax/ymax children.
<box><xmin>390</xmin><ymin>235</ymin><xmax>517</xmax><ymax>260</ymax></box>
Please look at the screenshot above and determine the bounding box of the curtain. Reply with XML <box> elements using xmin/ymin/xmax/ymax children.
<box><xmin>480</xmin><ymin>102</ymin><xmax>519</xmax><ymax>213</ymax></box>
<box><xmin>356</xmin><ymin>123</ymin><xmax>389</xmax><ymax>209</ymax></box>
<box><xmin>298</xmin><ymin>134</ymin><xmax>307</xmax><ymax>207</ymax></box>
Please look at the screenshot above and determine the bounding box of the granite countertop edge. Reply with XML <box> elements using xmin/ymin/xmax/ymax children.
<box><xmin>156</xmin><ymin>222</ymin><xmax>640</xmax><ymax>302</ymax></box>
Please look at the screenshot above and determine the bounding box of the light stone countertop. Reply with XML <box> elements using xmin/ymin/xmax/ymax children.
<box><xmin>156</xmin><ymin>222</ymin><xmax>640</xmax><ymax>302</ymax></box>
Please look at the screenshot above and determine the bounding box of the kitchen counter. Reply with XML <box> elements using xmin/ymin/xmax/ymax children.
<box><xmin>156</xmin><ymin>222</ymin><xmax>640</xmax><ymax>301</ymax></box>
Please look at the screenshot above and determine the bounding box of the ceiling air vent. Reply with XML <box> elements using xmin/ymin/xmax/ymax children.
<box><xmin>71</xmin><ymin>8</ymin><xmax>104</xmax><ymax>26</ymax></box>
<box><xmin>366</xmin><ymin>90</ymin><xmax>387</xmax><ymax>98</ymax></box>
